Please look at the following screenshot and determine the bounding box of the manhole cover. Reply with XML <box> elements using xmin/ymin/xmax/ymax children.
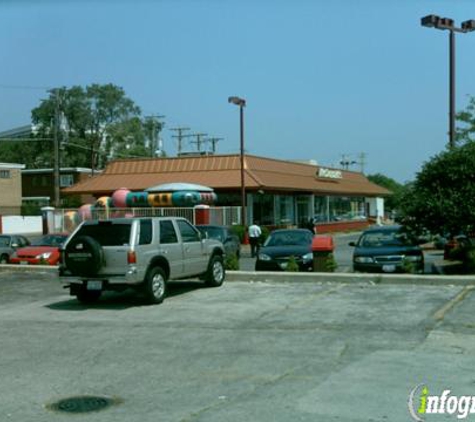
<box><xmin>46</xmin><ymin>395</ymin><xmax>122</xmax><ymax>414</ymax></box>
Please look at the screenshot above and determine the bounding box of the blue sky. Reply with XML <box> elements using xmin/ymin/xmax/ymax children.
<box><xmin>1</xmin><ymin>0</ymin><xmax>475</xmax><ymax>183</ymax></box>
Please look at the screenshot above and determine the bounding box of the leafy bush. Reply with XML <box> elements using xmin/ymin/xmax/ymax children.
<box><xmin>285</xmin><ymin>256</ymin><xmax>300</xmax><ymax>272</ymax></box>
<box><xmin>324</xmin><ymin>253</ymin><xmax>338</xmax><ymax>272</ymax></box>
<box><xmin>21</xmin><ymin>203</ymin><xmax>42</xmax><ymax>216</ymax></box>
<box><xmin>224</xmin><ymin>253</ymin><xmax>239</xmax><ymax>271</ymax></box>
<box><xmin>260</xmin><ymin>226</ymin><xmax>270</xmax><ymax>244</ymax></box>
<box><xmin>230</xmin><ymin>225</ymin><xmax>246</xmax><ymax>243</ymax></box>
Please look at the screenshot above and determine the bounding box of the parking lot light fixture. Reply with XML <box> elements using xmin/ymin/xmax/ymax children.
<box><xmin>421</xmin><ymin>15</ymin><xmax>475</xmax><ymax>149</ymax></box>
<box><xmin>228</xmin><ymin>96</ymin><xmax>247</xmax><ymax>227</ymax></box>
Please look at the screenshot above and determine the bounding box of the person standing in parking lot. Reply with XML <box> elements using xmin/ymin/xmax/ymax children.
<box><xmin>248</xmin><ymin>221</ymin><xmax>262</xmax><ymax>258</ymax></box>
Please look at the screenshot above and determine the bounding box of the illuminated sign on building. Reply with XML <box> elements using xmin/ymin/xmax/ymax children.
<box><xmin>317</xmin><ymin>168</ymin><xmax>343</xmax><ymax>179</ymax></box>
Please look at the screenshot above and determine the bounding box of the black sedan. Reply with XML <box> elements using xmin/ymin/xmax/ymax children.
<box><xmin>255</xmin><ymin>229</ymin><xmax>314</xmax><ymax>271</ymax></box>
<box><xmin>197</xmin><ymin>225</ymin><xmax>241</xmax><ymax>258</ymax></box>
<box><xmin>350</xmin><ymin>225</ymin><xmax>424</xmax><ymax>273</ymax></box>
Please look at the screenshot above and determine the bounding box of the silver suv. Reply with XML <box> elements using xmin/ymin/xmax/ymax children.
<box><xmin>59</xmin><ymin>217</ymin><xmax>226</xmax><ymax>304</ymax></box>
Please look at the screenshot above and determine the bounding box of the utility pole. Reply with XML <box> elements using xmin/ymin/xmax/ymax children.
<box><xmin>358</xmin><ymin>152</ymin><xmax>366</xmax><ymax>174</ymax></box>
<box><xmin>339</xmin><ymin>154</ymin><xmax>356</xmax><ymax>170</ymax></box>
<box><xmin>170</xmin><ymin>127</ymin><xmax>190</xmax><ymax>155</ymax></box>
<box><xmin>189</xmin><ymin>133</ymin><xmax>208</xmax><ymax>153</ymax></box>
<box><xmin>206</xmin><ymin>137</ymin><xmax>223</xmax><ymax>154</ymax></box>
<box><xmin>53</xmin><ymin>89</ymin><xmax>61</xmax><ymax>208</ymax></box>
<box><xmin>145</xmin><ymin>114</ymin><xmax>165</xmax><ymax>156</ymax></box>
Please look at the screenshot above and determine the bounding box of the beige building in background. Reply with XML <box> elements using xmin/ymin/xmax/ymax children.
<box><xmin>0</xmin><ymin>163</ymin><xmax>25</xmax><ymax>215</ymax></box>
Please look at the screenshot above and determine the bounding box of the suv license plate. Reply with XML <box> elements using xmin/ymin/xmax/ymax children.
<box><xmin>87</xmin><ymin>281</ymin><xmax>102</xmax><ymax>291</ymax></box>
<box><xmin>382</xmin><ymin>265</ymin><xmax>396</xmax><ymax>273</ymax></box>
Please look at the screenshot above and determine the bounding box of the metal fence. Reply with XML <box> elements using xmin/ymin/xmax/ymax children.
<box><xmin>54</xmin><ymin>206</ymin><xmax>242</xmax><ymax>233</ymax></box>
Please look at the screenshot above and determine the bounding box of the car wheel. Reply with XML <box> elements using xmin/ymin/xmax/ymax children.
<box><xmin>75</xmin><ymin>288</ymin><xmax>101</xmax><ymax>304</ymax></box>
<box><xmin>143</xmin><ymin>267</ymin><xmax>167</xmax><ymax>304</ymax></box>
<box><xmin>205</xmin><ymin>255</ymin><xmax>225</xmax><ymax>287</ymax></box>
<box><xmin>0</xmin><ymin>254</ymin><xmax>8</xmax><ymax>264</ymax></box>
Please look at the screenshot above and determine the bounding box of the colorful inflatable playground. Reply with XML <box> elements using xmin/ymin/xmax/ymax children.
<box><xmin>64</xmin><ymin>183</ymin><xmax>218</xmax><ymax>230</ymax></box>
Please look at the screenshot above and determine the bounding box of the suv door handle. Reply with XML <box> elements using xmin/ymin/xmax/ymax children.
<box><xmin>158</xmin><ymin>249</ymin><xmax>168</xmax><ymax>254</ymax></box>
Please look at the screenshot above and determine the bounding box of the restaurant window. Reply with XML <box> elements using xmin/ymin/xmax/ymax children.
<box><xmin>329</xmin><ymin>196</ymin><xmax>366</xmax><ymax>221</ymax></box>
<box><xmin>252</xmin><ymin>192</ymin><xmax>274</xmax><ymax>225</ymax></box>
<box><xmin>275</xmin><ymin>195</ymin><xmax>294</xmax><ymax>225</ymax></box>
<box><xmin>314</xmin><ymin>196</ymin><xmax>329</xmax><ymax>222</ymax></box>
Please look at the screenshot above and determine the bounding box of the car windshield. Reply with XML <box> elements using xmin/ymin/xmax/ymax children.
<box><xmin>199</xmin><ymin>227</ymin><xmax>225</xmax><ymax>242</ymax></box>
<box><xmin>31</xmin><ymin>235</ymin><xmax>67</xmax><ymax>247</ymax></box>
<box><xmin>0</xmin><ymin>236</ymin><xmax>10</xmax><ymax>247</ymax></box>
<box><xmin>359</xmin><ymin>230</ymin><xmax>414</xmax><ymax>247</ymax></box>
<box><xmin>265</xmin><ymin>231</ymin><xmax>311</xmax><ymax>247</ymax></box>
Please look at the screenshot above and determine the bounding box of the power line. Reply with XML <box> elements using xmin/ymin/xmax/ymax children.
<box><xmin>170</xmin><ymin>127</ymin><xmax>190</xmax><ymax>155</ymax></box>
<box><xmin>189</xmin><ymin>133</ymin><xmax>208</xmax><ymax>152</ymax></box>
<box><xmin>206</xmin><ymin>137</ymin><xmax>223</xmax><ymax>154</ymax></box>
<box><xmin>145</xmin><ymin>114</ymin><xmax>165</xmax><ymax>157</ymax></box>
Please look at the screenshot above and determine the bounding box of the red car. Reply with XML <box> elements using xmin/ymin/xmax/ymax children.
<box><xmin>9</xmin><ymin>234</ymin><xmax>69</xmax><ymax>266</ymax></box>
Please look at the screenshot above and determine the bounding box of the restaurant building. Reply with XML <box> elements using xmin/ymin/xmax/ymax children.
<box><xmin>63</xmin><ymin>154</ymin><xmax>390</xmax><ymax>230</ymax></box>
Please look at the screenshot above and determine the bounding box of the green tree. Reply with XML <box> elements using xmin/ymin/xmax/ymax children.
<box><xmin>398</xmin><ymin>141</ymin><xmax>475</xmax><ymax>237</ymax></box>
<box><xmin>26</xmin><ymin>83</ymin><xmax>151</xmax><ymax>170</ymax></box>
<box><xmin>456</xmin><ymin>95</ymin><xmax>475</xmax><ymax>145</ymax></box>
<box><xmin>367</xmin><ymin>173</ymin><xmax>404</xmax><ymax>212</ymax></box>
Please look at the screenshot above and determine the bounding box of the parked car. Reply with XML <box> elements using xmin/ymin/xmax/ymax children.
<box><xmin>255</xmin><ymin>229</ymin><xmax>314</xmax><ymax>271</ymax></box>
<box><xmin>9</xmin><ymin>234</ymin><xmax>69</xmax><ymax>266</ymax></box>
<box><xmin>349</xmin><ymin>225</ymin><xmax>423</xmax><ymax>273</ymax></box>
<box><xmin>197</xmin><ymin>225</ymin><xmax>241</xmax><ymax>258</ymax></box>
<box><xmin>59</xmin><ymin>217</ymin><xmax>225</xmax><ymax>304</ymax></box>
<box><xmin>0</xmin><ymin>234</ymin><xmax>30</xmax><ymax>264</ymax></box>
<box><xmin>443</xmin><ymin>234</ymin><xmax>473</xmax><ymax>260</ymax></box>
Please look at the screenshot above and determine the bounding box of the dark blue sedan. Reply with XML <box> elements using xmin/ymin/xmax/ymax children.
<box><xmin>255</xmin><ymin>229</ymin><xmax>314</xmax><ymax>271</ymax></box>
<box><xmin>350</xmin><ymin>225</ymin><xmax>424</xmax><ymax>273</ymax></box>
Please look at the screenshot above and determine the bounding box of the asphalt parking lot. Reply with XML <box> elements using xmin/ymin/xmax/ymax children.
<box><xmin>1</xmin><ymin>271</ymin><xmax>475</xmax><ymax>421</ymax></box>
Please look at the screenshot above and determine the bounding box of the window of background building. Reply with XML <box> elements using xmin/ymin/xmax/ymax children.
<box><xmin>60</xmin><ymin>174</ymin><xmax>74</xmax><ymax>187</ymax></box>
<box><xmin>0</xmin><ymin>170</ymin><xmax>11</xmax><ymax>179</ymax></box>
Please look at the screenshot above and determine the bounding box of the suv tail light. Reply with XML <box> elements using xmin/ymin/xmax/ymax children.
<box><xmin>127</xmin><ymin>251</ymin><xmax>137</xmax><ymax>264</ymax></box>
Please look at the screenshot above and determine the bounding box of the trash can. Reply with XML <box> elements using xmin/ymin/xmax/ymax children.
<box><xmin>312</xmin><ymin>235</ymin><xmax>335</xmax><ymax>272</ymax></box>
<box><xmin>194</xmin><ymin>205</ymin><xmax>210</xmax><ymax>225</ymax></box>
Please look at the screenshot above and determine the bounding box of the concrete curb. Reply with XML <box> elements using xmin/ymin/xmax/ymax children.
<box><xmin>0</xmin><ymin>264</ymin><xmax>58</xmax><ymax>274</ymax></box>
<box><xmin>2</xmin><ymin>265</ymin><xmax>475</xmax><ymax>287</ymax></box>
<box><xmin>226</xmin><ymin>270</ymin><xmax>475</xmax><ymax>286</ymax></box>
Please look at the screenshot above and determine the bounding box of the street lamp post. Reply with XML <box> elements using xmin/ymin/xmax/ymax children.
<box><xmin>421</xmin><ymin>15</ymin><xmax>475</xmax><ymax>149</ymax></box>
<box><xmin>228</xmin><ymin>96</ymin><xmax>247</xmax><ymax>227</ymax></box>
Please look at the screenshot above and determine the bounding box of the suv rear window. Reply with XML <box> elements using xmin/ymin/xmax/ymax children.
<box><xmin>76</xmin><ymin>222</ymin><xmax>132</xmax><ymax>246</ymax></box>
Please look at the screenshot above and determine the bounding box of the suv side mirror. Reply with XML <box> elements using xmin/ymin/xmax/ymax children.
<box><xmin>348</xmin><ymin>242</ymin><xmax>356</xmax><ymax>247</ymax></box>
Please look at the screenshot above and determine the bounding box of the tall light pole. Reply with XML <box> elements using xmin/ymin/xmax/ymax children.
<box><xmin>228</xmin><ymin>96</ymin><xmax>247</xmax><ymax>227</ymax></box>
<box><xmin>421</xmin><ymin>15</ymin><xmax>475</xmax><ymax>149</ymax></box>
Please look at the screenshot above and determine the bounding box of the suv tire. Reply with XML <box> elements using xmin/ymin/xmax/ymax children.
<box><xmin>205</xmin><ymin>255</ymin><xmax>225</xmax><ymax>287</ymax></box>
<box><xmin>143</xmin><ymin>267</ymin><xmax>167</xmax><ymax>304</ymax></box>
<box><xmin>64</xmin><ymin>235</ymin><xmax>104</xmax><ymax>277</ymax></box>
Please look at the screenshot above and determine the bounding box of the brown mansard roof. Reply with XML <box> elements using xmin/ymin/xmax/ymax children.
<box><xmin>62</xmin><ymin>154</ymin><xmax>390</xmax><ymax>197</ymax></box>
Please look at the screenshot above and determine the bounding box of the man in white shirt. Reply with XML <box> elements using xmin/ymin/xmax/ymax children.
<box><xmin>248</xmin><ymin>221</ymin><xmax>262</xmax><ymax>258</ymax></box>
